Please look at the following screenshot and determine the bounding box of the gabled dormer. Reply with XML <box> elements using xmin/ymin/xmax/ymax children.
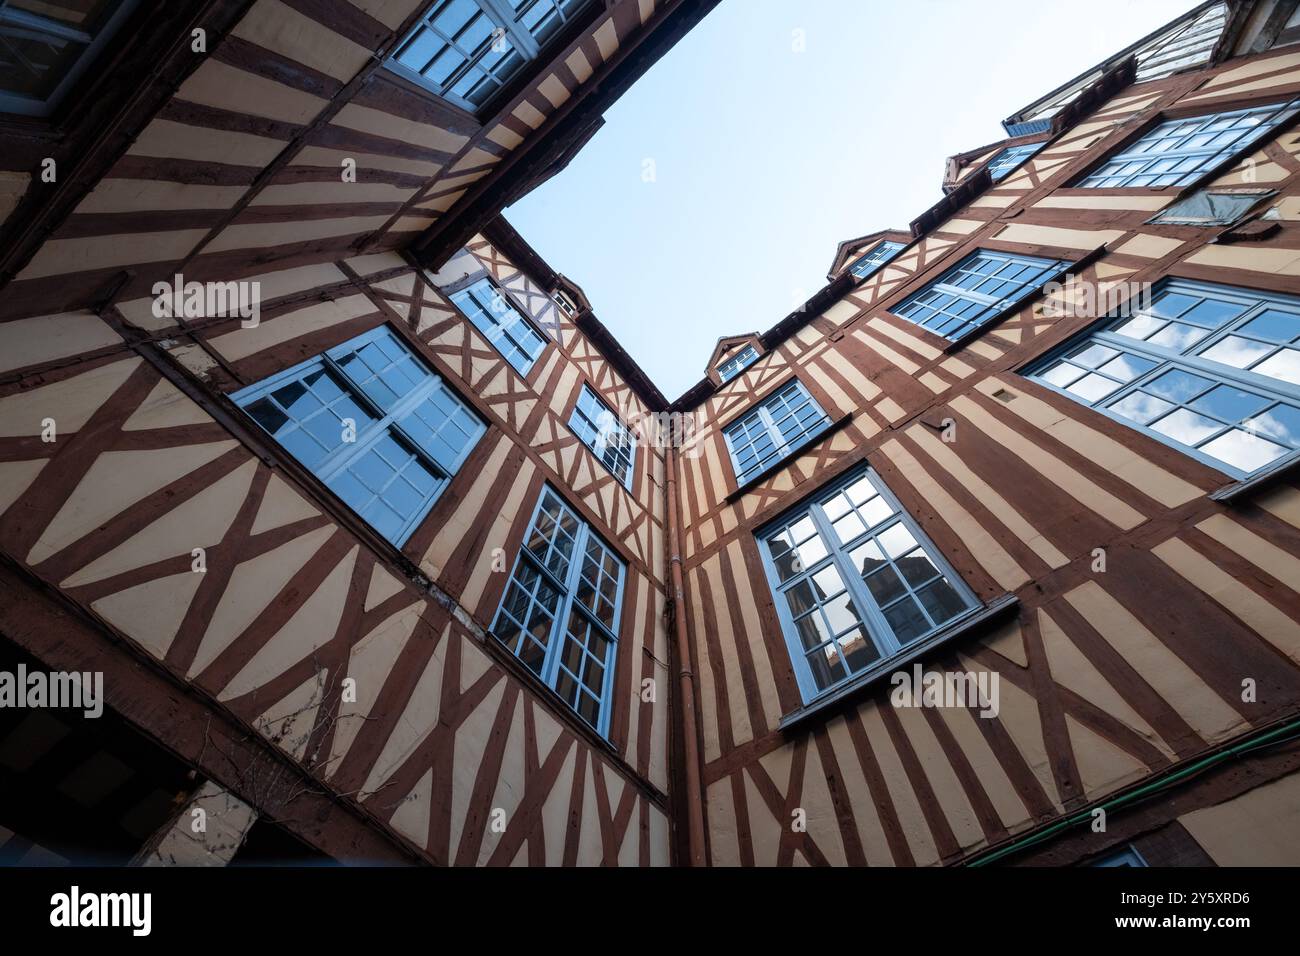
<box><xmin>826</xmin><ymin>230</ymin><xmax>914</xmax><ymax>283</ymax></box>
<box><xmin>942</xmin><ymin>134</ymin><xmax>1050</xmax><ymax>194</ymax></box>
<box><xmin>707</xmin><ymin>333</ymin><xmax>764</xmax><ymax>386</ymax></box>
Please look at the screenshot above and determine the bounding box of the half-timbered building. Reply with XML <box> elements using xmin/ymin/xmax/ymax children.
<box><xmin>3</xmin><ymin>0</ymin><xmax>1300</xmax><ymax>867</ymax></box>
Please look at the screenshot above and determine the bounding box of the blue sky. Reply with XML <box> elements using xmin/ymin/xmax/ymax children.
<box><xmin>505</xmin><ymin>0</ymin><xmax>1200</xmax><ymax>399</ymax></box>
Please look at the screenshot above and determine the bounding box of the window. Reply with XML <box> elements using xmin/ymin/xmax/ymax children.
<box><xmin>758</xmin><ymin>467</ymin><xmax>979</xmax><ymax>702</ymax></box>
<box><xmin>450</xmin><ymin>277</ymin><xmax>547</xmax><ymax>376</ymax></box>
<box><xmin>1078</xmin><ymin>98</ymin><xmax>1300</xmax><ymax>189</ymax></box>
<box><xmin>724</xmin><ymin>381</ymin><xmax>832</xmax><ymax>485</ymax></box>
<box><xmin>234</xmin><ymin>326</ymin><xmax>485</xmax><ymax>546</ymax></box>
<box><xmin>568</xmin><ymin>384</ymin><xmax>636</xmax><ymax>489</ymax></box>
<box><xmin>849</xmin><ymin>240</ymin><xmax>906</xmax><ymax>280</ymax></box>
<box><xmin>894</xmin><ymin>249</ymin><xmax>1067</xmax><ymax>342</ymax></box>
<box><xmin>0</xmin><ymin>0</ymin><xmax>141</xmax><ymax>117</ymax></box>
<box><xmin>1148</xmin><ymin>187</ymin><xmax>1273</xmax><ymax>226</ymax></box>
<box><xmin>493</xmin><ymin>488</ymin><xmax>624</xmax><ymax>733</ymax></box>
<box><xmin>1089</xmin><ymin>846</ymin><xmax>1147</xmax><ymax>867</ymax></box>
<box><xmin>717</xmin><ymin>344</ymin><xmax>759</xmax><ymax>382</ymax></box>
<box><xmin>1027</xmin><ymin>279</ymin><xmax>1300</xmax><ymax>479</ymax></box>
<box><xmin>985</xmin><ymin>142</ymin><xmax>1044</xmax><ymax>181</ymax></box>
<box><xmin>387</xmin><ymin>0</ymin><xmax>595</xmax><ymax>114</ymax></box>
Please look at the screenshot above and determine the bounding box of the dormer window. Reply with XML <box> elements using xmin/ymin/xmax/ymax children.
<box><xmin>717</xmin><ymin>344</ymin><xmax>759</xmax><ymax>383</ymax></box>
<box><xmin>554</xmin><ymin>288</ymin><xmax>580</xmax><ymax>317</ymax></box>
<box><xmin>849</xmin><ymin>241</ymin><xmax>906</xmax><ymax>280</ymax></box>
<box><xmin>387</xmin><ymin>0</ymin><xmax>596</xmax><ymax>115</ymax></box>
<box><xmin>985</xmin><ymin>142</ymin><xmax>1044</xmax><ymax>181</ymax></box>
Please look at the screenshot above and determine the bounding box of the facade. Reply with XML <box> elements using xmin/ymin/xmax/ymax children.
<box><xmin>2</xmin><ymin>0</ymin><xmax>1300</xmax><ymax>868</ymax></box>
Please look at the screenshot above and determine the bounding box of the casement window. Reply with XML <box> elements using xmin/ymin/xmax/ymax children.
<box><xmin>493</xmin><ymin>488</ymin><xmax>624</xmax><ymax>733</ymax></box>
<box><xmin>449</xmin><ymin>276</ymin><xmax>547</xmax><ymax>376</ymax></box>
<box><xmin>1027</xmin><ymin>278</ymin><xmax>1300</xmax><ymax>479</ymax></box>
<box><xmin>387</xmin><ymin>0</ymin><xmax>595</xmax><ymax>114</ymax></box>
<box><xmin>758</xmin><ymin>467</ymin><xmax>979</xmax><ymax>702</ymax></box>
<box><xmin>894</xmin><ymin>249</ymin><xmax>1067</xmax><ymax>342</ymax></box>
<box><xmin>985</xmin><ymin>142</ymin><xmax>1044</xmax><ymax>181</ymax></box>
<box><xmin>0</xmin><ymin>0</ymin><xmax>141</xmax><ymax>117</ymax></box>
<box><xmin>568</xmin><ymin>384</ymin><xmax>636</xmax><ymax>489</ymax></box>
<box><xmin>724</xmin><ymin>380</ymin><xmax>832</xmax><ymax>485</ymax></box>
<box><xmin>1148</xmin><ymin>186</ymin><xmax>1274</xmax><ymax>226</ymax></box>
<box><xmin>717</xmin><ymin>344</ymin><xmax>759</xmax><ymax>382</ymax></box>
<box><xmin>1078</xmin><ymin>98</ymin><xmax>1300</xmax><ymax>189</ymax></box>
<box><xmin>849</xmin><ymin>240</ymin><xmax>906</xmax><ymax>280</ymax></box>
<box><xmin>234</xmin><ymin>326</ymin><xmax>485</xmax><ymax>546</ymax></box>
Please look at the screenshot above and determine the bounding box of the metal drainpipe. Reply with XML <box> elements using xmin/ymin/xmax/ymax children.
<box><xmin>665</xmin><ymin>443</ymin><xmax>707</xmax><ymax>866</ymax></box>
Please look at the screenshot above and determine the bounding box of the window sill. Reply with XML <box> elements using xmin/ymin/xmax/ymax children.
<box><xmin>776</xmin><ymin>593</ymin><xmax>1020</xmax><ymax>734</ymax></box>
<box><xmin>1210</xmin><ymin>453</ymin><xmax>1300</xmax><ymax>504</ymax></box>
<box><xmin>724</xmin><ymin>414</ymin><xmax>854</xmax><ymax>504</ymax></box>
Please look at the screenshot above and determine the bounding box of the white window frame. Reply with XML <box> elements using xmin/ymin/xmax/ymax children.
<box><xmin>757</xmin><ymin>466</ymin><xmax>981</xmax><ymax>704</ymax></box>
<box><xmin>717</xmin><ymin>344</ymin><xmax>759</xmax><ymax>382</ymax></box>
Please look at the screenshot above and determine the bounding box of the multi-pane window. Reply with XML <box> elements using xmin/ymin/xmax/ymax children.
<box><xmin>234</xmin><ymin>326</ymin><xmax>485</xmax><ymax>546</ymax></box>
<box><xmin>985</xmin><ymin>142</ymin><xmax>1044</xmax><ymax>181</ymax></box>
<box><xmin>388</xmin><ymin>0</ymin><xmax>594</xmax><ymax>113</ymax></box>
<box><xmin>849</xmin><ymin>240</ymin><xmax>906</xmax><ymax>280</ymax></box>
<box><xmin>1027</xmin><ymin>279</ymin><xmax>1300</xmax><ymax>478</ymax></box>
<box><xmin>450</xmin><ymin>277</ymin><xmax>547</xmax><ymax>376</ymax></box>
<box><xmin>0</xmin><ymin>0</ymin><xmax>140</xmax><ymax>116</ymax></box>
<box><xmin>724</xmin><ymin>381</ymin><xmax>832</xmax><ymax>484</ymax></box>
<box><xmin>1078</xmin><ymin>98</ymin><xmax>1300</xmax><ymax>188</ymax></box>
<box><xmin>759</xmin><ymin>468</ymin><xmax>979</xmax><ymax>702</ymax></box>
<box><xmin>894</xmin><ymin>249</ymin><xmax>1066</xmax><ymax>342</ymax></box>
<box><xmin>717</xmin><ymin>344</ymin><xmax>759</xmax><ymax>382</ymax></box>
<box><xmin>493</xmin><ymin>489</ymin><xmax>624</xmax><ymax>733</ymax></box>
<box><xmin>568</xmin><ymin>384</ymin><xmax>636</xmax><ymax>489</ymax></box>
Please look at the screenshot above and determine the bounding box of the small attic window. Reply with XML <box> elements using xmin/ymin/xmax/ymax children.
<box><xmin>849</xmin><ymin>240</ymin><xmax>905</xmax><ymax>280</ymax></box>
<box><xmin>985</xmin><ymin>142</ymin><xmax>1045</xmax><ymax>181</ymax></box>
<box><xmin>717</xmin><ymin>344</ymin><xmax>759</xmax><ymax>383</ymax></box>
<box><xmin>554</xmin><ymin>288</ymin><xmax>580</xmax><ymax>317</ymax></box>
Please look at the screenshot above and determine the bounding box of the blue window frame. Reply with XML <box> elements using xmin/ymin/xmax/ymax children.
<box><xmin>387</xmin><ymin>0</ymin><xmax>594</xmax><ymax>114</ymax></box>
<box><xmin>894</xmin><ymin>249</ymin><xmax>1067</xmax><ymax>342</ymax></box>
<box><xmin>0</xmin><ymin>0</ymin><xmax>141</xmax><ymax>117</ymax></box>
<box><xmin>568</xmin><ymin>384</ymin><xmax>636</xmax><ymax>489</ymax></box>
<box><xmin>717</xmin><ymin>344</ymin><xmax>759</xmax><ymax>382</ymax></box>
<box><xmin>450</xmin><ymin>276</ymin><xmax>547</xmax><ymax>376</ymax></box>
<box><xmin>849</xmin><ymin>240</ymin><xmax>906</xmax><ymax>280</ymax></box>
<box><xmin>1026</xmin><ymin>278</ymin><xmax>1300</xmax><ymax>480</ymax></box>
<box><xmin>985</xmin><ymin>142</ymin><xmax>1044</xmax><ymax>181</ymax></box>
<box><xmin>1089</xmin><ymin>846</ymin><xmax>1148</xmax><ymax>867</ymax></box>
<box><xmin>233</xmin><ymin>326</ymin><xmax>485</xmax><ymax>546</ymax></box>
<box><xmin>758</xmin><ymin>467</ymin><xmax>980</xmax><ymax>702</ymax></box>
<box><xmin>1078</xmin><ymin>98</ymin><xmax>1300</xmax><ymax>189</ymax></box>
<box><xmin>493</xmin><ymin>488</ymin><xmax>624</xmax><ymax>733</ymax></box>
<box><xmin>724</xmin><ymin>380</ymin><xmax>832</xmax><ymax>485</ymax></box>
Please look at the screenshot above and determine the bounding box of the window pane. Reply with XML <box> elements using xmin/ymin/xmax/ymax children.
<box><xmin>233</xmin><ymin>328</ymin><xmax>481</xmax><ymax>546</ymax></box>
<box><xmin>1030</xmin><ymin>279</ymin><xmax>1300</xmax><ymax>478</ymax></box>
<box><xmin>985</xmin><ymin>142</ymin><xmax>1044</xmax><ymax>180</ymax></box>
<box><xmin>1079</xmin><ymin>98</ymin><xmax>1300</xmax><ymax>188</ymax></box>
<box><xmin>451</xmin><ymin>278</ymin><xmax>547</xmax><ymax>376</ymax></box>
<box><xmin>724</xmin><ymin>382</ymin><xmax>831</xmax><ymax>483</ymax></box>
<box><xmin>717</xmin><ymin>344</ymin><xmax>759</xmax><ymax>382</ymax></box>
<box><xmin>760</xmin><ymin>468</ymin><xmax>978</xmax><ymax>702</ymax></box>
<box><xmin>492</xmin><ymin>487</ymin><xmax>623</xmax><ymax>733</ymax></box>
<box><xmin>895</xmin><ymin>250</ymin><xmax>1066</xmax><ymax>341</ymax></box>
<box><xmin>568</xmin><ymin>385</ymin><xmax>636</xmax><ymax>488</ymax></box>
